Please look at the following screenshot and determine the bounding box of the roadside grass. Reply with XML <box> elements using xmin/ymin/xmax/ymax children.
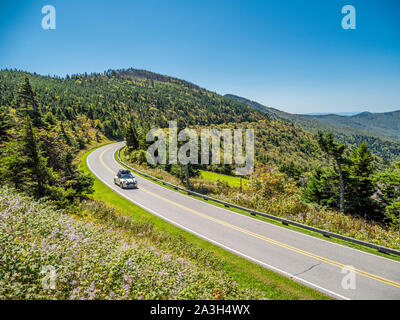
<box><xmin>80</xmin><ymin>144</ymin><xmax>331</xmax><ymax>300</ymax></box>
<box><xmin>118</xmin><ymin>147</ymin><xmax>400</xmax><ymax>263</ymax></box>
<box><xmin>199</xmin><ymin>170</ymin><xmax>248</xmax><ymax>188</ymax></box>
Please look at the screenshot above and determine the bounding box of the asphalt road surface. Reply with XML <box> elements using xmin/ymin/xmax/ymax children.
<box><xmin>87</xmin><ymin>142</ymin><xmax>400</xmax><ymax>300</ymax></box>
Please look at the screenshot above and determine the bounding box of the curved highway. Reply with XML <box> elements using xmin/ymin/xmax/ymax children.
<box><xmin>87</xmin><ymin>142</ymin><xmax>400</xmax><ymax>300</ymax></box>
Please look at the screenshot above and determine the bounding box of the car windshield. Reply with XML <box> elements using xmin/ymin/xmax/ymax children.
<box><xmin>121</xmin><ymin>174</ymin><xmax>134</xmax><ymax>179</ymax></box>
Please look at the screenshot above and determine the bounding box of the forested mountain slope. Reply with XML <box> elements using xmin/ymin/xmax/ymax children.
<box><xmin>0</xmin><ymin>69</ymin><xmax>266</xmax><ymax>139</ymax></box>
<box><xmin>226</xmin><ymin>94</ymin><xmax>400</xmax><ymax>162</ymax></box>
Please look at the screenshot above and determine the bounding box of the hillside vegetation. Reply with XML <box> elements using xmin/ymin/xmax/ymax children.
<box><xmin>0</xmin><ymin>69</ymin><xmax>266</xmax><ymax>139</ymax></box>
<box><xmin>0</xmin><ymin>187</ymin><xmax>264</xmax><ymax>299</ymax></box>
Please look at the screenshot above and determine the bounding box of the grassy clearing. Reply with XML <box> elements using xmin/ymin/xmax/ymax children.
<box><xmin>80</xmin><ymin>145</ymin><xmax>331</xmax><ymax>300</ymax></box>
<box><xmin>199</xmin><ymin>170</ymin><xmax>248</xmax><ymax>188</ymax></box>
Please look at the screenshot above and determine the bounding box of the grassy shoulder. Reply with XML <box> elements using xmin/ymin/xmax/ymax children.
<box><xmin>199</xmin><ymin>170</ymin><xmax>248</xmax><ymax>188</ymax></box>
<box><xmin>119</xmin><ymin>147</ymin><xmax>400</xmax><ymax>263</ymax></box>
<box><xmin>80</xmin><ymin>144</ymin><xmax>331</xmax><ymax>300</ymax></box>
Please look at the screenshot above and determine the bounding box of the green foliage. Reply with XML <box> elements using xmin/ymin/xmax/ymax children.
<box><xmin>346</xmin><ymin>142</ymin><xmax>377</xmax><ymax>217</ymax></box>
<box><xmin>20</xmin><ymin>118</ymin><xmax>56</xmax><ymax>198</ymax></box>
<box><xmin>279</xmin><ymin>161</ymin><xmax>303</xmax><ymax>183</ymax></box>
<box><xmin>317</xmin><ymin>131</ymin><xmax>347</xmax><ymax>213</ymax></box>
<box><xmin>15</xmin><ymin>77</ymin><xmax>42</xmax><ymax>127</ymax></box>
<box><xmin>129</xmin><ymin>149</ymin><xmax>147</xmax><ymax>164</ymax></box>
<box><xmin>304</xmin><ymin>141</ymin><xmax>382</xmax><ymax>220</ymax></box>
<box><xmin>0</xmin><ymin>69</ymin><xmax>267</xmax><ymax>140</ymax></box>
<box><xmin>302</xmin><ymin>166</ymin><xmax>338</xmax><ymax>209</ymax></box>
<box><xmin>0</xmin><ymin>106</ymin><xmax>11</xmax><ymax>143</ymax></box>
<box><xmin>374</xmin><ymin>163</ymin><xmax>400</xmax><ymax>229</ymax></box>
<box><xmin>192</xmin><ymin>120</ymin><xmax>326</xmax><ymax>171</ymax></box>
<box><xmin>0</xmin><ymin>76</ymin><xmax>97</xmax><ymax>205</ymax></box>
<box><xmin>125</xmin><ymin>122</ymin><xmax>140</xmax><ymax>150</ymax></box>
<box><xmin>317</xmin><ymin>131</ymin><xmax>347</xmax><ymax>161</ymax></box>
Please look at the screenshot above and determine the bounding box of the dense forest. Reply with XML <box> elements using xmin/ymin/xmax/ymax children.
<box><xmin>0</xmin><ymin>69</ymin><xmax>266</xmax><ymax>139</ymax></box>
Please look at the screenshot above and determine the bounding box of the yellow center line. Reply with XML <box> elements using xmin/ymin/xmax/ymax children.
<box><xmin>98</xmin><ymin>146</ymin><xmax>400</xmax><ymax>289</ymax></box>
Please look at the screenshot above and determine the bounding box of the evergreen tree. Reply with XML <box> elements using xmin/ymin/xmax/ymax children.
<box><xmin>21</xmin><ymin>118</ymin><xmax>53</xmax><ymax>198</ymax></box>
<box><xmin>43</xmin><ymin>111</ymin><xmax>57</xmax><ymax>126</ymax></box>
<box><xmin>347</xmin><ymin>141</ymin><xmax>376</xmax><ymax>218</ymax></box>
<box><xmin>0</xmin><ymin>106</ymin><xmax>11</xmax><ymax>143</ymax></box>
<box><xmin>60</xmin><ymin>123</ymin><xmax>72</xmax><ymax>145</ymax></box>
<box><xmin>303</xmin><ymin>166</ymin><xmax>341</xmax><ymax>209</ymax></box>
<box><xmin>317</xmin><ymin>131</ymin><xmax>347</xmax><ymax>213</ymax></box>
<box><xmin>349</xmin><ymin>141</ymin><xmax>374</xmax><ymax>177</ymax></box>
<box><xmin>59</xmin><ymin>148</ymin><xmax>94</xmax><ymax>200</ymax></box>
<box><xmin>17</xmin><ymin>77</ymin><xmax>42</xmax><ymax>126</ymax></box>
<box><xmin>279</xmin><ymin>161</ymin><xmax>303</xmax><ymax>182</ymax></box>
<box><xmin>125</xmin><ymin>122</ymin><xmax>139</xmax><ymax>150</ymax></box>
<box><xmin>374</xmin><ymin>162</ymin><xmax>400</xmax><ymax>230</ymax></box>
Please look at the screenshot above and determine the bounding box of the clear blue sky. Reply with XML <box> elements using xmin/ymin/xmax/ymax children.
<box><xmin>0</xmin><ymin>0</ymin><xmax>399</xmax><ymax>114</ymax></box>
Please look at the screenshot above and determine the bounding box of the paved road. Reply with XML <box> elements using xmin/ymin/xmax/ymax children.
<box><xmin>87</xmin><ymin>142</ymin><xmax>400</xmax><ymax>300</ymax></box>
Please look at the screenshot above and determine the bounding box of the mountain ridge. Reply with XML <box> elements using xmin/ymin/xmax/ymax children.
<box><xmin>225</xmin><ymin>94</ymin><xmax>400</xmax><ymax>161</ymax></box>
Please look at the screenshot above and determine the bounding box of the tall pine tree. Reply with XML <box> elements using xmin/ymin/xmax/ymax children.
<box><xmin>317</xmin><ymin>131</ymin><xmax>347</xmax><ymax>213</ymax></box>
<box><xmin>125</xmin><ymin>122</ymin><xmax>139</xmax><ymax>150</ymax></box>
<box><xmin>21</xmin><ymin>118</ymin><xmax>53</xmax><ymax>198</ymax></box>
<box><xmin>0</xmin><ymin>106</ymin><xmax>11</xmax><ymax>143</ymax></box>
<box><xmin>347</xmin><ymin>141</ymin><xmax>376</xmax><ymax>218</ymax></box>
<box><xmin>17</xmin><ymin>77</ymin><xmax>42</xmax><ymax>127</ymax></box>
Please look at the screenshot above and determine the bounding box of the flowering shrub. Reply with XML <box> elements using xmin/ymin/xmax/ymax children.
<box><xmin>0</xmin><ymin>187</ymin><xmax>264</xmax><ymax>300</ymax></box>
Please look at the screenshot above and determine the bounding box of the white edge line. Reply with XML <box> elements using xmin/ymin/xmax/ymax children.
<box><xmin>115</xmin><ymin>143</ymin><xmax>400</xmax><ymax>266</ymax></box>
<box><xmin>87</xmin><ymin>147</ymin><xmax>351</xmax><ymax>300</ymax></box>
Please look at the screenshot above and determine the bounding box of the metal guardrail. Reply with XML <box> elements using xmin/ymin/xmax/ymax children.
<box><xmin>117</xmin><ymin>147</ymin><xmax>400</xmax><ymax>257</ymax></box>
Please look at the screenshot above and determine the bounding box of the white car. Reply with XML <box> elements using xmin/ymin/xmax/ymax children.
<box><xmin>114</xmin><ymin>169</ymin><xmax>138</xmax><ymax>189</ymax></box>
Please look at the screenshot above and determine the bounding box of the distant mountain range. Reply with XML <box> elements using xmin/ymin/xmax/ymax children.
<box><xmin>225</xmin><ymin>94</ymin><xmax>400</xmax><ymax>140</ymax></box>
<box><xmin>303</xmin><ymin>112</ymin><xmax>361</xmax><ymax>117</ymax></box>
<box><xmin>225</xmin><ymin>94</ymin><xmax>400</xmax><ymax>162</ymax></box>
<box><xmin>302</xmin><ymin>111</ymin><xmax>400</xmax><ymax>140</ymax></box>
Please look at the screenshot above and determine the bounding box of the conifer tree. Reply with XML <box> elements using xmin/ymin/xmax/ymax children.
<box><xmin>0</xmin><ymin>106</ymin><xmax>11</xmax><ymax>143</ymax></box>
<box><xmin>375</xmin><ymin>162</ymin><xmax>400</xmax><ymax>230</ymax></box>
<box><xmin>347</xmin><ymin>141</ymin><xmax>376</xmax><ymax>218</ymax></box>
<box><xmin>317</xmin><ymin>131</ymin><xmax>347</xmax><ymax>213</ymax></box>
<box><xmin>125</xmin><ymin>122</ymin><xmax>139</xmax><ymax>150</ymax></box>
<box><xmin>21</xmin><ymin>118</ymin><xmax>53</xmax><ymax>198</ymax></box>
<box><xmin>17</xmin><ymin>77</ymin><xmax>42</xmax><ymax>126</ymax></box>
